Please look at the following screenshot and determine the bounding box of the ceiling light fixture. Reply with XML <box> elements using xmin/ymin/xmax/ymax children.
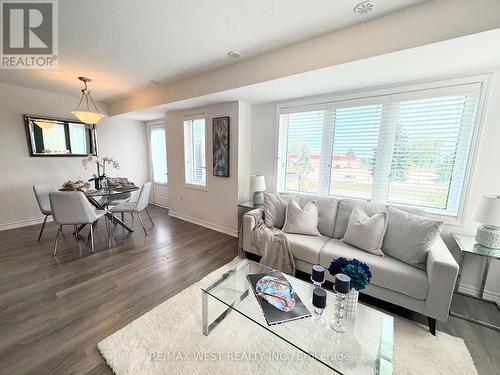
<box><xmin>354</xmin><ymin>1</ymin><xmax>374</xmax><ymax>15</ymax></box>
<box><xmin>71</xmin><ymin>77</ymin><xmax>105</xmax><ymax>124</ymax></box>
<box><xmin>227</xmin><ymin>50</ymin><xmax>241</xmax><ymax>58</ymax></box>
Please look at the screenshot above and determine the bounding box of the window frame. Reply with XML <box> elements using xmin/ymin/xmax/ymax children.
<box><xmin>183</xmin><ymin>114</ymin><xmax>208</xmax><ymax>190</ymax></box>
<box><xmin>275</xmin><ymin>75</ymin><xmax>490</xmax><ymax>225</ymax></box>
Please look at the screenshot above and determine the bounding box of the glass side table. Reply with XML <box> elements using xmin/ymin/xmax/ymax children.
<box><xmin>450</xmin><ymin>233</ymin><xmax>500</xmax><ymax>332</ymax></box>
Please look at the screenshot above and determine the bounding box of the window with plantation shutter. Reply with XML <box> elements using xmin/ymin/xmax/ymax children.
<box><xmin>329</xmin><ymin>104</ymin><xmax>382</xmax><ymax>200</ymax></box>
<box><xmin>183</xmin><ymin>117</ymin><xmax>206</xmax><ymax>188</ymax></box>
<box><xmin>386</xmin><ymin>94</ymin><xmax>479</xmax><ymax>215</ymax></box>
<box><xmin>277</xmin><ymin>79</ymin><xmax>484</xmax><ymax>218</ymax></box>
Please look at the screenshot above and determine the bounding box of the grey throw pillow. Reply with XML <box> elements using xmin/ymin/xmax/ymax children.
<box><xmin>333</xmin><ymin>199</ymin><xmax>426</xmax><ymax>239</ymax></box>
<box><xmin>282</xmin><ymin>199</ymin><xmax>320</xmax><ymax>236</ymax></box>
<box><xmin>343</xmin><ymin>206</ymin><xmax>387</xmax><ymax>256</ymax></box>
<box><xmin>382</xmin><ymin>206</ymin><xmax>443</xmax><ymax>270</ymax></box>
<box><xmin>263</xmin><ymin>193</ymin><xmax>296</xmax><ymax>229</ymax></box>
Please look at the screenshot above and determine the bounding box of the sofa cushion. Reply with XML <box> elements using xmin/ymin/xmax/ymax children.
<box><xmin>343</xmin><ymin>207</ymin><xmax>387</xmax><ymax>256</ymax></box>
<box><xmin>319</xmin><ymin>239</ymin><xmax>429</xmax><ymax>300</ymax></box>
<box><xmin>333</xmin><ymin>199</ymin><xmax>425</xmax><ymax>239</ymax></box>
<box><xmin>281</xmin><ymin>193</ymin><xmax>339</xmax><ymax>237</ymax></box>
<box><xmin>283</xmin><ymin>199</ymin><xmax>321</xmax><ymax>236</ymax></box>
<box><xmin>263</xmin><ymin>193</ymin><xmax>296</xmax><ymax>229</ymax></box>
<box><xmin>285</xmin><ymin>233</ymin><xmax>330</xmax><ymax>265</ymax></box>
<box><xmin>382</xmin><ymin>206</ymin><xmax>443</xmax><ymax>270</ymax></box>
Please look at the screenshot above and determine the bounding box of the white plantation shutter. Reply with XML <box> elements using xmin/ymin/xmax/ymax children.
<box><xmin>386</xmin><ymin>94</ymin><xmax>480</xmax><ymax>215</ymax></box>
<box><xmin>279</xmin><ymin>109</ymin><xmax>331</xmax><ymax>194</ymax></box>
<box><xmin>330</xmin><ymin>104</ymin><xmax>382</xmax><ymax>200</ymax></box>
<box><xmin>183</xmin><ymin>117</ymin><xmax>206</xmax><ymax>187</ymax></box>
<box><xmin>277</xmin><ymin>80</ymin><xmax>483</xmax><ymax>217</ymax></box>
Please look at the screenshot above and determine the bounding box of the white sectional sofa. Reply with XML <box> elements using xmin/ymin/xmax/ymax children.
<box><xmin>241</xmin><ymin>193</ymin><xmax>459</xmax><ymax>334</ymax></box>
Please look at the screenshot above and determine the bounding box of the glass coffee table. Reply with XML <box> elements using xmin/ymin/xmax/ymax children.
<box><xmin>201</xmin><ymin>259</ymin><xmax>394</xmax><ymax>374</ymax></box>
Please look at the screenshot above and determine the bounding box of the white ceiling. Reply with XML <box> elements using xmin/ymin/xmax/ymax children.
<box><xmin>0</xmin><ymin>0</ymin><xmax>427</xmax><ymax>102</ymax></box>
<box><xmin>121</xmin><ymin>29</ymin><xmax>500</xmax><ymax>121</ymax></box>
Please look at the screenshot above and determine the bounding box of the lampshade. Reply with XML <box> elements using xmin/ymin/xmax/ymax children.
<box><xmin>34</xmin><ymin>119</ymin><xmax>55</xmax><ymax>129</ymax></box>
<box><xmin>250</xmin><ymin>175</ymin><xmax>266</xmax><ymax>192</ymax></box>
<box><xmin>474</xmin><ymin>194</ymin><xmax>500</xmax><ymax>227</ymax></box>
<box><xmin>72</xmin><ymin>76</ymin><xmax>105</xmax><ymax>125</ymax></box>
<box><xmin>71</xmin><ymin>111</ymin><xmax>104</xmax><ymax>125</ymax></box>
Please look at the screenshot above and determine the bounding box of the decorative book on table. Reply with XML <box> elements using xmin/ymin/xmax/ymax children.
<box><xmin>247</xmin><ymin>271</ymin><xmax>311</xmax><ymax>326</ymax></box>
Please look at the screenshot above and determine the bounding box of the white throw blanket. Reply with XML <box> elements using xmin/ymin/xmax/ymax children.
<box><xmin>251</xmin><ymin>220</ymin><xmax>296</xmax><ymax>275</ymax></box>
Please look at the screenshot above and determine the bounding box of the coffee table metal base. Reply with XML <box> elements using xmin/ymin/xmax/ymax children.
<box><xmin>202</xmin><ymin>289</ymin><xmax>249</xmax><ymax>336</ymax></box>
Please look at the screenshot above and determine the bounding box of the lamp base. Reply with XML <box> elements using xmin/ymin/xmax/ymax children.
<box><xmin>475</xmin><ymin>225</ymin><xmax>500</xmax><ymax>249</ymax></box>
<box><xmin>253</xmin><ymin>191</ymin><xmax>264</xmax><ymax>205</ymax></box>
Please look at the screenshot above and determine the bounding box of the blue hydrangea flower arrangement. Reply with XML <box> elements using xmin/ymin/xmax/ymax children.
<box><xmin>328</xmin><ymin>257</ymin><xmax>372</xmax><ymax>291</ymax></box>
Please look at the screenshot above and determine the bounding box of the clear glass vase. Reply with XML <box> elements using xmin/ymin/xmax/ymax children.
<box><xmin>346</xmin><ymin>289</ymin><xmax>359</xmax><ymax>319</ymax></box>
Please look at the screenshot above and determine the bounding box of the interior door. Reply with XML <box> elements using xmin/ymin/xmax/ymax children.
<box><xmin>148</xmin><ymin>123</ymin><xmax>168</xmax><ymax>207</ymax></box>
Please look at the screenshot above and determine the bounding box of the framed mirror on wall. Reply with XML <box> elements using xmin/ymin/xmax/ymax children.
<box><xmin>24</xmin><ymin>114</ymin><xmax>98</xmax><ymax>157</ymax></box>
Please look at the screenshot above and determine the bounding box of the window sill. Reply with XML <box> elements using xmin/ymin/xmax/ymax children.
<box><xmin>184</xmin><ymin>183</ymin><xmax>207</xmax><ymax>191</ymax></box>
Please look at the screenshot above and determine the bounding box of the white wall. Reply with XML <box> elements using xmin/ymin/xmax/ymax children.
<box><xmin>250</xmin><ymin>71</ymin><xmax>500</xmax><ymax>302</ymax></box>
<box><xmin>165</xmin><ymin>101</ymin><xmax>250</xmax><ymax>236</ymax></box>
<box><xmin>0</xmin><ymin>82</ymin><xmax>148</xmax><ymax>229</ymax></box>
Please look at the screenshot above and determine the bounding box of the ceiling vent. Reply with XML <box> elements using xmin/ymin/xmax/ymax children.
<box><xmin>354</xmin><ymin>1</ymin><xmax>375</xmax><ymax>15</ymax></box>
<box><xmin>227</xmin><ymin>50</ymin><xmax>241</xmax><ymax>58</ymax></box>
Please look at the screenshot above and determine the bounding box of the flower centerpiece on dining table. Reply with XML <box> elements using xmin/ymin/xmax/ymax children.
<box><xmin>82</xmin><ymin>155</ymin><xmax>119</xmax><ymax>190</ymax></box>
<box><xmin>328</xmin><ymin>257</ymin><xmax>372</xmax><ymax>318</ymax></box>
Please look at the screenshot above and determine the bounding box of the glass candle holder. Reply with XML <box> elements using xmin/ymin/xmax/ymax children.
<box><xmin>330</xmin><ymin>273</ymin><xmax>351</xmax><ymax>333</ymax></box>
<box><xmin>330</xmin><ymin>291</ymin><xmax>348</xmax><ymax>332</ymax></box>
<box><xmin>311</xmin><ymin>264</ymin><xmax>326</xmax><ymax>288</ymax></box>
<box><xmin>312</xmin><ymin>287</ymin><xmax>327</xmax><ymax>322</ymax></box>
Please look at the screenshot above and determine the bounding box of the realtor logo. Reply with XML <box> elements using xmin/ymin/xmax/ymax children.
<box><xmin>1</xmin><ymin>0</ymin><xmax>58</xmax><ymax>69</ymax></box>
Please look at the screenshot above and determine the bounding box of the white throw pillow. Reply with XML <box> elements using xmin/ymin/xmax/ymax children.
<box><xmin>342</xmin><ymin>206</ymin><xmax>387</xmax><ymax>256</ymax></box>
<box><xmin>282</xmin><ymin>199</ymin><xmax>320</xmax><ymax>236</ymax></box>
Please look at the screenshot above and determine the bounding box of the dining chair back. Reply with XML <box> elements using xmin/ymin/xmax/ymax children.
<box><xmin>49</xmin><ymin>191</ymin><xmax>107</xmax><ymax>255</ymax></box>
<box><xmin>49</xmin><ymin>191</ymin><xmax>101</xmax><ymax>225</ymax></box>
<box><xmin>33</xmin><ymin>183</ymin><xmax>57</xmax><ymax>240</ymax></box>
<box><xmin>136</xmin><ymin>182</ymin><xmax>152</xmax><ymax>212</ymax></box>
<box><xmin>109</xmin><ymin>182</ymin><xmax>154</xmax><ymax>235</ymax></box>
<box><xmin>34</xmin><ymin>184</ymin><xmax>57</xmax><ymax>215</ymax></box>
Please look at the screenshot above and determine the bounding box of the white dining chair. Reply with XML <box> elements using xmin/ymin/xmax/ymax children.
<box><xmin>109</xmin><ymin>182</ymin><xmax>153</xmax><ymax>235</ymax></box>
<box><xmin>33</xmin><ymin>183</ymin><xmax>58</xmax><ymax>241</ymax></box>
<box><xmin>49</xmin><ymin>191</ymin><xmax>108</xmax><ymax>255</ymax></box>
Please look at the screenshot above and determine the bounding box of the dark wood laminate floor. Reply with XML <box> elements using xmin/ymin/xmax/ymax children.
<box><xmin>0</xmin><ymin>205</ymin><xmax>237</xmax><ymax>375</ymax></box>
<box><xmin>1</xmin><ymin>205</ymin><xmax>499</xmax><ymax>374</ymax></box>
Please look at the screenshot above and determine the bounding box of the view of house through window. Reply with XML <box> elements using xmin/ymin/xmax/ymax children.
<box><xmin>277</xmin><ymin>82</ymin><xmax>482</xmax><ymax>217</ymax></box>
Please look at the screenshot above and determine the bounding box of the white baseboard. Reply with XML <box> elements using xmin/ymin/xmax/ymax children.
<box><xmin>151</xmin><ymin>203</ymin><xmax>169</xmax><ymax>209</ymax></box>
<box><xmin>168</xmin><ymin>210</ymin><xmax>238</xmax><ymax>237</ymax></box>
<box><xmin>458</xmin><ymin>283</ymin><xmax>500</xmax><ymax>304</ymax></box>
<box><xmin>0</xmin><ymin>216</ymin><xmax>53</xmax><ymax>231</ymax></box>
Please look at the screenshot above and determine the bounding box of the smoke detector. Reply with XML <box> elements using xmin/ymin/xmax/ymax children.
<box><xmin>354</xmin><ymin>1</ymin><xmax>374</xmax><ymax>15</ymax></box>
<box><xmin>227</xmin><ymin>50</ymin><xmax>241</xmax><ymax>58</ymax></box>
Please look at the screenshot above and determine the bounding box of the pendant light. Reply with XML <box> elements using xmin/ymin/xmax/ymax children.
<box><xmin>71</xmin><ymin>76</ymin><xmax>105</xmax><ymax>124</ymax></box>
<box><xmin>33</xmin><ymin>119</ymin><xmax>55</xmax><ymax>129</ymax></box>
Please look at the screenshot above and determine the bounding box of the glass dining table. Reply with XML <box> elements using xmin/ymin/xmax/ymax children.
<box><xmin>84</xmin><ymin>186</ymin><xmax>140</xmax><ymax>232</ymax></box>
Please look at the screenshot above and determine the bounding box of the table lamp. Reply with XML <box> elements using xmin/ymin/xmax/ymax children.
<box><xmin>250</xmin><ymin>175</ymin><xmax>266</xmax><ymax>205</ymax></box>
<box><xmin>474</xmin><ymin>194</ymin><xmax>500</xmax><ymax>248</ymax></box>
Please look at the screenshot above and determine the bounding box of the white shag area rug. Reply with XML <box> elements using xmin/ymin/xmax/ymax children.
<box><xmin>98</xmin><ymin>258</ymin><xmax>477</xmax><ymax>375</ymax></box>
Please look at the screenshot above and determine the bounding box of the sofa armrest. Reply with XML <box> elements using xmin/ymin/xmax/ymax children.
<box><xmin>423</xmin><ymin>237</ymin><xmax>459</xmax><ymax>322</ymax></box>
<box><xmin>242</xmin><ymin>208</ymin><xmax>263</xmax><ymax>254</ymax></box>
